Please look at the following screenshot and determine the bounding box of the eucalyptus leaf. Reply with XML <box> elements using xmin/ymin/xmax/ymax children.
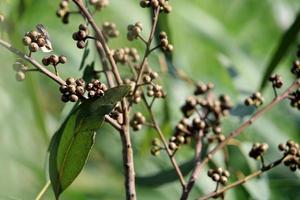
<box><xmin>49</xmin><ymin>85</ymin><xmax>130</xmax><ymax>198</ymax></box>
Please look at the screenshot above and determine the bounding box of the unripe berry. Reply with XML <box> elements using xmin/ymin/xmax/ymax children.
<box><xmin>22</xmin><ymin>36</ymin><xmax>32</xmax><ymax>46</ymax></box>
<box><xmin>29</xmin><ymin>42</ymin><xmax>39</xmax><ymax>52</ymax></box>
<box><xmin>70</xmin><ymin>94</ymin><xmax>79</xmax><ymax>102</ymax></box>
<box><xmin>16</xmin><ymin>71</ymin><xmax>25</xmax><ymax>81</ymax></box>
<box><xmin>59</xmin><ymin>56</ymin><xmax>67</xmax><ymax>64</ymax></box>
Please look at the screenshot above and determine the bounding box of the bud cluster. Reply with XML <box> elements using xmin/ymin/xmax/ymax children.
<box><xmin>150</xmin><ymin>138</ymin><xmax>162</xmax><ymax>156</ymax></box>
<box><xmin>60</xmin><ymin>78</ymin><xmax>86</xmax><ymax>102</ymax></box>
<box><xmin>249</xmin><ymin>143</ymin><xmax>269</xmax><ymax>160</ymax></box>
<box><xmin>140</xmin><ymin>0</ymin><xmax>172</xmax><ymax>13</ymax></box>
<box><xmin>269</xmin><ymin>74</ymin><xmax>283</xmax><ymax>89</ymax></box>
<box><xmin>112</xmin><ymin>48</ymin><xmax>140</xmax><ymax>64</ymax></box>
<box><xmin>159</xmin><ymin>31</ymin><xmax>173</xmax><ymax>52</ymax></box>
<box><xmin>130</xmin><ymin>112</ymin><xmax>146</xmax><ymax>131</ymax></box>
<box><xmin>127</xmin><ymin>22</ymin><xmax>143</xmax><ymax>41</ymax></box>
<box><xmin>207</xmin><ymin>167</ymin><xmax>230</xmax><ymax>185</ymax></box>
<box><xmin>86</xmin><ymin>79</ymin><xmax>108</xmax><ymax>98</ymax></box>
<box><xmin>244</xmin><ymin>92</ymin><xmax>264</xmax><ymax>107</ymax></box>
<box><xmin>89</xmin><ymin>0</ymin><xmax>109</xmax><ymax>11</ymax></box>
<box><xmin>72</xmin><ymin>24</ymin><xmax>89</xmax><ymax>49</ymax></box>
<box><xmin>22</xmin><ymin>30</ymin><xmax>48</xmax><ymax>53</ymax></box>
<box><xmin>168</xmin><ymin>135</ymin><xmax>186</xmax><ymax>151</ymax></box>
<box><xmin>279</xmin><ymin>140</ymin><xmax>300</xmax><ymax>172</ymax></box>
<box><xmin>123</xmin><ymin>78</ymin><xmax>142</xmax><ymax>104</ymax></box>
<box><xmin>289</xmin><ymin>89</ymin><xmax>300</xmax><ymax>110</ymax></box>
<box><xmin>42</xmin><ymin>55</ymin><xmax>67</xmax><ymax>66</ymax></box>
<box><xmin>102</xmin><ymin>22</ymin><xmax>119</xmax><ymax>40</ymax></box>
<box><xmin>13</xmin><ymin>60</ymin><xmax>28</xmax><ymax>82</ymax></box>
<box><xmin>56</xmin><ymin>0</ymin><xmax>70</xmax><ymax>24</ymax></box>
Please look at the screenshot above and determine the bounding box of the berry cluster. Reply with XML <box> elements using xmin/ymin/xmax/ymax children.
<box><xmin>86</xmin><ymin>79</ymin><xmax>108</xmax><ymax>98</ymax></box>
<box><xmin>146</xmin><ymin>84</ymin><xmax>166</xmax><ymax>99</ymax></box>
<box><xmin>194</xmin><ymin>82</ymin><xmax>214</xmax><ymax>95</ymax></box>
<box><xmin>56</xmin><ymin>0</ymin><xmax>70</xmax><ymax>24</ymax></box>
<box><xmin>130</xmin><ymin>112</ymin><xmax>146</xmax><ymax>131</ymax></box>
<box><xmin>168</xmin><ymin>135</ymin><xmax>185</xmax><ymax>151</ymax></box>
<box><xmin>142</xmin><ymin>70</ymin><xmax>158</xmax><ymax>84</ymax></box>
<box><xmin>244</xmin><ymin>92</ymin><xmax>264</xmax><ymax>107</ymax></box>
<box><xmin>102</xmin><ymin>22</ymin><xmax>119</xmax><ymax>40</ymax></box>
<box><xmin>279</xmin><ymin>140</ymin><xmax>300</xmax><ymax>171</ymax></box>
<box><xmin>127</xmin><ymin>22</ymin><xmax>143</xmax><ymax>41</ymax></box>
<box><xmin>140</xmin><ymin>0</ymin><xmax>172</xmax><ymax>13</ymax></box>
<box><xmin>89</xmin><ymin>0</ymin><xmax>109</xmax><ymax>11</ymax></box>
<box><xmin>112</xmin><ymin>48</ymin><xmax>140</xmax><ymax>64</ymax></box>
<box><xmin>42</xmin><ymin>55</ymin><xmax>67</xmax><ymax>66</ymax></box>
<box><xmin>249</xmin><ymin>143</ymin><xmax>269</xmax><ymax>160</ymax></box>
<box><xmin>72</xmin><ymin>24</ymin><xmax>89</xmax><ymax>49</ymax></box>
<box><xmin>123</xmin><ymin>79</ymin><xmax>142</xmax><ymax>104</ymax></box>
<box><xmin>207</xmin><ymin>167</ymin><xmax>230</xmax><ymax>185</ymax></box>
<box><xmin>269</xmin><ymin>74</ymin><xmax>283</xmax><ymax>89</ymax></box>
<box><xmin>60</xmin><ymin>78</ymin><xmax>86</xmax><ymax>102</ymax></box>
<box><xmin>150</xmin><ymin>138</ymin><xmax>162</xmax><ymax>156</ymax></box>
<box><xmin>13</xmin><ymin>60</ymin><xmax>28</xmax><ymax>82</ymax></box>
<box><xmin>22</xmin><ymin>30</ymin><xmax>49</xmax><ymax>53</ymax></box>
<box><xmin>289</xmin><ymin>89</ymin><xmax>300</xmax><ymax>110</ymax></box>
<box><xmin>159</xmin><ymin>31</ymin><xmax>173</xmax><ymax>52</ymax></box>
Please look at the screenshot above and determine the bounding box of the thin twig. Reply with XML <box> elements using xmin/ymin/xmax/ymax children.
<box><xmin>142</xmin><ymin>95</ymin><xmax>186</xmax><ymax>188</ymax></box>
<box><xmin>198</xmin><ymin>156</ymin><xmax>286</xmax><ymax>200</ymax></box>
<box><xmin>35</xmin><ymin>180</ymin><xmax>51</xmax><ymax>200</ymax></box>
<box><xmin>180</xmin><ymin>79</ymin><xmax>300</xmax><ymax>200</ymax></box>
<box><xmin>0</xmin><ymin>39</ymin><xmax>65</xmax><ymax>85</ymax></box>
<box><xmin>105</xmin><ymin>115</ymin><xmax>121</xmax><ymax>131</ymax></box>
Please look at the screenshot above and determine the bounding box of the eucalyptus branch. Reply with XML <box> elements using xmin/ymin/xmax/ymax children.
<box><xmin>198</xmin><ymin>156</ymin><xmax>286</xmax><ymax>200</ymax></box>
<box><xmin>180</xmin><ymin>79</ymin><xmax>300</xmax><ymax>200</ymax></box>
<box><xmin>0</xmin><ymin>39</ymin><xmax>65</xmax><ymax>85</ymax></box>
<box><xmin>142</xmin><ymin>95</ymin><xmax>187</xmax><ymax>188</ymax></box>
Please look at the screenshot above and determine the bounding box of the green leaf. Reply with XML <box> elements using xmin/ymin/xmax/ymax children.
<box><xmin>49</xmin><ymin>85</ymin><xmax>130</xmax><ymax>198</ymax></box>
<box><xmin>259</xmin><ymin>11</ymin><xmax>300</xmax><ymax>91</ymax></box>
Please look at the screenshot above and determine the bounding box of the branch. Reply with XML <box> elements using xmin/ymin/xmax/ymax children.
<box><xmin>142</xmin><ymin>95</ymin><xmax>187</xmax><ymax>188</ymax></box>
<box><xmin>0</xmin><ymin>39</ymin><xmax>65</xmax><ymax>85</ymax></box>
<box><xmin>180</xmin><ymin>79</ymin><xmax>300</xmax><ymax>200</ymax></box>
<box><xmin>198</xmin><ymin>156</ymin><xmax>286</xmax><ymax>200</ymax></box>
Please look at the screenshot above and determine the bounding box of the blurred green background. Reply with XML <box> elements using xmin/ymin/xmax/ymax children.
<box><xmin>0</xmin><ymin>0</ymin><xmax>300</xmax><ymax>199</ymax></box>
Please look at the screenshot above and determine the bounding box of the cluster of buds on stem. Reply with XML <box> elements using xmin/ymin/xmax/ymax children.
<box><xmin>140</xmin><ymin>0</ymin><xmax>172</xmax><ymax>13</ymax></box>
<box><xmin>73</xmin><ymin>24</ymin><xmax>89</xmax><ymax>49</ymax></box>
<box><xmin>269</xmin><ymin>74</ymin><xmax>283</xmax><ymax>89</ymax></box>
<box><xmin>86</xmin><ymin>80</ymin><xmax>108</xmax><ymax>98</ymax></box>
<box><xmin>102</xmin><ymin>22</ymin><xmax>119</xmax><ymax>40</ymax></box>
<box><xmin>60</xmin><ymin>78</ymin><xmax>86</xmax><ymax>102</ymax></box>
<box><xmin>22</xmin><ymin>27</ymin><xmax>51</xmax><ymax>53</ymax></box>
<box><xmin>159</xmin><ymin>31</ymin><xmax>173</xmax><ymax>52</ymax></box>
<box><xmin>244</xmin><ymin>92</ymin><xmax>264</xmax><ymax>107</ymax></box>
<box><xmin>89</xmin><ymin>0</ymin><xmax>109</xmax><ymax>11</ymax></box>
<box><xmin>289</xmin><ymin>89</ymin><xmax>300</xmax><ymax>110</ymax></box>
<box><xmin>56</xmin><ymin>0</ymin><xmax>70</xmax><ymax>24</ymax></box>
<box><xmin>207</xmin><ymin>167</ymin><xmax>230</xmax><ymax>185</ymax></box>
<box><xmin>127</xmin><ymin>22</ymin><xmax>143</xmax><ymax>41</ymax></box>
<box><xmin>279</xmin><ymin>140</ymin><xmax>300</xmax><ymax>171</ymax></box>
<box><xmin>130</xmin><ymin>112</ymin><xmax>146</xmax><ymax>131</ymax></box>
<box><xmin>112</xmin><ymin>48</ymin><xmax>140</xmax><ymax>64</ymax></box>
<box><xmin>249</xmin><ymin>142</ymin><xmax>269</xmax><ymax>160</ymax></box>
<box><xmin>13</xmin><ymin>60</ymin><xmax>29</xmax><ymax>81</ymax></box>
